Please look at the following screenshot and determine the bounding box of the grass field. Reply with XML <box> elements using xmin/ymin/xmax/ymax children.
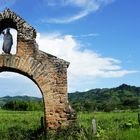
<box><xmin>78</xmin><ymin>111</ymin><xmax>140</xmax><ymax>140</ymax></box>
<box><xmin>0</xmin><ymin>109</ymin><xmax>43</xmax><ymax>140</ymax></box>
<box><xmin>0</xmin><ymin>109</ymin><xmax>140</xmax><ymax>140</ymax></box>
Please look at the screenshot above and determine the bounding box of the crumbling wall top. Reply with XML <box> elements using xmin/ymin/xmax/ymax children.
<box><xmin>0</xmin><ymin>8</ymin><xmax>36</xmax><ymax>40</ymax></box>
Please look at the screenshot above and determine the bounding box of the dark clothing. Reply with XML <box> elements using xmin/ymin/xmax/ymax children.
<box><xmin>2</xmin><ymin>31</ymin><xmax>13</xmax><ymax>54</ymax></box>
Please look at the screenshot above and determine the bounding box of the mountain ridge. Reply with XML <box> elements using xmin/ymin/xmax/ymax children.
<box><xmin>0</xmin><ymin>95</ymin><xmax>42</xmax><ymax>107</ymax></box>
<box><xmin>0</xmin><ymin>84</ymin><xmax>140</xmax><ymax>112</ymax></box>
<box><xmin>68</xmin><ymin>84</ymin><xmax>140</xmax><ymax>112</ymax></box>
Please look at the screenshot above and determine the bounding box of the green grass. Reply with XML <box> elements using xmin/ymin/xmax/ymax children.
<box><xmin>78</xmin><ymin>111</ymin><xmax>140</xmax><ymax>140</ymax></box>
<box><xmin>0</xmin><ymin>109</ymin><xmax>140</xmax><ymax>140</ymax></box>
<box><xmin>0</xmin><ymin>109</ymin><xmax>43</xmax><ymax>140</ymax></box>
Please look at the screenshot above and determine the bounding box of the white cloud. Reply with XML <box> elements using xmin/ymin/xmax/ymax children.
<box><xmin>0</xmin><ymin>30</ymin><xmax>138</xmax><ymax>92</ymax></box>
<box><xmin>0</xmin><ymin>72</ymin><xmax>41</xmax><ymax>97</ymax></box>
<box><xmin>0</xmin><ymin>31</ymin><xmax>138</xmax><ymax>92</ymax></box>
<box><xmin>65</xmin><ymin>0</ymin><xmax>92</xmax><ymax>7</ymax></box>
<box><xmin>0</xmin><ymin>72</ymin><xmax>16</xmax><ymax>79</ymax></box>
<box><xmin>36</xmin><ymin>33</ymin><xmax>137</xmax><ymax>91</ymax></box>
<box><xmin>44</xmin><ymin>0</ymin><xmax>115</xmax><ymax>23</ymax></box>
<box><xmin>73</xmin><ymin>33</ymin><xmax>99</xmax><ymax>38</ymax></box>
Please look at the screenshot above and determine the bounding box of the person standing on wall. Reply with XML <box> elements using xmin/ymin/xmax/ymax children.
<box><xmin>1</xmin><ymin>28</ymin><xmax>13</xmax><ymax>54</ymax></box>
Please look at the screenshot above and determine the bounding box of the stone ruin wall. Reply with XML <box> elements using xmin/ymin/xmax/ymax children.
<box><xmin>0</xmin><ymin>9</ymin><xmax>76</xmax><ymax>129</ymax></box>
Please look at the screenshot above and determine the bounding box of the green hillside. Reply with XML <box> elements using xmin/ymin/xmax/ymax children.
<box><xmin>0</xmin><ymin>96</ymin><xmax>41</xmax><ymax>106</ymax></box>
<box><xmin>69</xmin><ymin>84</ymin><xmax>140</xmax><ymax>112</ymax></box>
<box><xmin>0</xmin><ymin>96</ymin><xmax>42</xmax><ymax>111</ymax></box>
<box><xmin>0</xmin><ymin>84</ymin><xmax>140</xmax><ymax>112</ymax></box>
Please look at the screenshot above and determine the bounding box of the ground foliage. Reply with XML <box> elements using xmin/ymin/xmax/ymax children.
<box><xmin>0</xmin><ymin>110</ymin><xmax>140</xmax><ymax>140</ymax></box>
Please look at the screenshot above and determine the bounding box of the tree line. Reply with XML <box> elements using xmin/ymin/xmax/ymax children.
<box><xmin>2</xmin><ymin>100</ymin><xmax>43</xmax><ymax>111</ymax></box>
<box><xmin>69</xmin><ymin>84</ymin><xmax>140</xmax><ymax>112</ymax></box>
<box><xmin>1</xmin><ymin>84</ymin><xmax>140</xmax><ymax>112</ymax></box>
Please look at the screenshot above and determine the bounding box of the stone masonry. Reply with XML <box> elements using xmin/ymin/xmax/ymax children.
<box><xmin>0</xmin><ymin>9</ymin><xmax>76</xmax><ymax>129</ymax></box>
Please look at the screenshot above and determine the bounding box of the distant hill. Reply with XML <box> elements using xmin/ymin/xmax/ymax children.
<box><xmin>0</xmin><ymin>96</ymin><xmax>41</xmax><ymax>107</ymax></box>
<box><xmin>68</xmin><ymin>84</ymin><xmax>140</xmax><ymax>112</ymax></box>
<box><xmin>0</xmin><ymin>84</ymin><xmax>140</xmax><ymax>112</ymax></box>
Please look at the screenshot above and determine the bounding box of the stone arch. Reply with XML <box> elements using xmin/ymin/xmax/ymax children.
<box><xmin>0</xmin><ymin>66</ymin><xmax>44</xmax><ymax>96</ymax></box>
<box><xmin>0</xmin><ymin>9</ymin><xmax>75</xmax><ymax>129</ymax></box>
<box><xmin>0</xmin><ymin>9</ymin><xmax>37</xmax><ymax>56</ymax></box>
<box><xmin>0</xmin><ymin>9</ymin><xmax>36</xmax><ymax>40</ymax></box>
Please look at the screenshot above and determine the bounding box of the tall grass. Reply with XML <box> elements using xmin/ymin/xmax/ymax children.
<box><xmin>78</xmin><ymin>111</ymin><xmax>140</xmax><ymax>140</ymax></box>
<box><xmin>0</xmin><ymin>109</ymin><xmax>140</xmax><ymax>139</ymax></box>
<box><xmin>0</xmin><ymin>109</ymin><xmax>43</xmax><ymax>139</ymax></box>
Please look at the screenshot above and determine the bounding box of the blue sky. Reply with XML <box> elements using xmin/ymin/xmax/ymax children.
<box><xmin>0</xmin><ymin>0</ymin><xmax>140</xmax><ymax>97</ymax></box>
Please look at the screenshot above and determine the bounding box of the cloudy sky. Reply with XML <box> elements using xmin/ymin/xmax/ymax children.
<box><xmin>0</xmin><ymin>0</ymin><xmax>140</xmax><ymax>97</ymax></box>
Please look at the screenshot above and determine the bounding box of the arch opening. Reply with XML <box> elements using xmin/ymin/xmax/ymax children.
<box><xmin>0</xmin><ymin>71</ymin><xmax>41</xmax><ymax>97</ymax></box>
<box><xmin>0</xmin><ymin>18</ymin><xmax>17</xmax><ymax>33</ymax></box>
<box><xmin>0</xmin><ymin>18</ymin><xmax>18</xmax><ymax>55</ymax></box>
<box><xmin>0</xmin><ymin>67</ymin><xmax>46</xmax><ymax>117</ymax></box>
<box><xmin>0</xmin><ymin>71</ymin><xmax>45</xmax><ymax>139</ymax></box>
<box><xmin>0</xmin><ymin>67</ymin><xmax>44</xmax><ymax>97</ymax></box>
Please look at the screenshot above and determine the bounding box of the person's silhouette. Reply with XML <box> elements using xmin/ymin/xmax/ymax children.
<box><xmin>2</xmin><ymin>28</ymin><xmax>13</xmax><ymax>54</ymax></box>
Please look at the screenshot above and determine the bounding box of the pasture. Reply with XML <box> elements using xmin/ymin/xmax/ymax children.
<box><xmin>0</xmin><ymin>110</ymin><xmax>140</xmax><ymax>140</ymax></box>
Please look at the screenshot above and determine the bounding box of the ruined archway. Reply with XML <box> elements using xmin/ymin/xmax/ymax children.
<box><xmin>0</xmin><ymin>9</ymin><xmax>75</xmax><ymax>129</ymax></box>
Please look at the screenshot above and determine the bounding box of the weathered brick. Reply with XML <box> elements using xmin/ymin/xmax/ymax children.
<box><xmin>0</xmin><ymin>8</ymin><xmax>76</xmax><ymax>130</ymax></box>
